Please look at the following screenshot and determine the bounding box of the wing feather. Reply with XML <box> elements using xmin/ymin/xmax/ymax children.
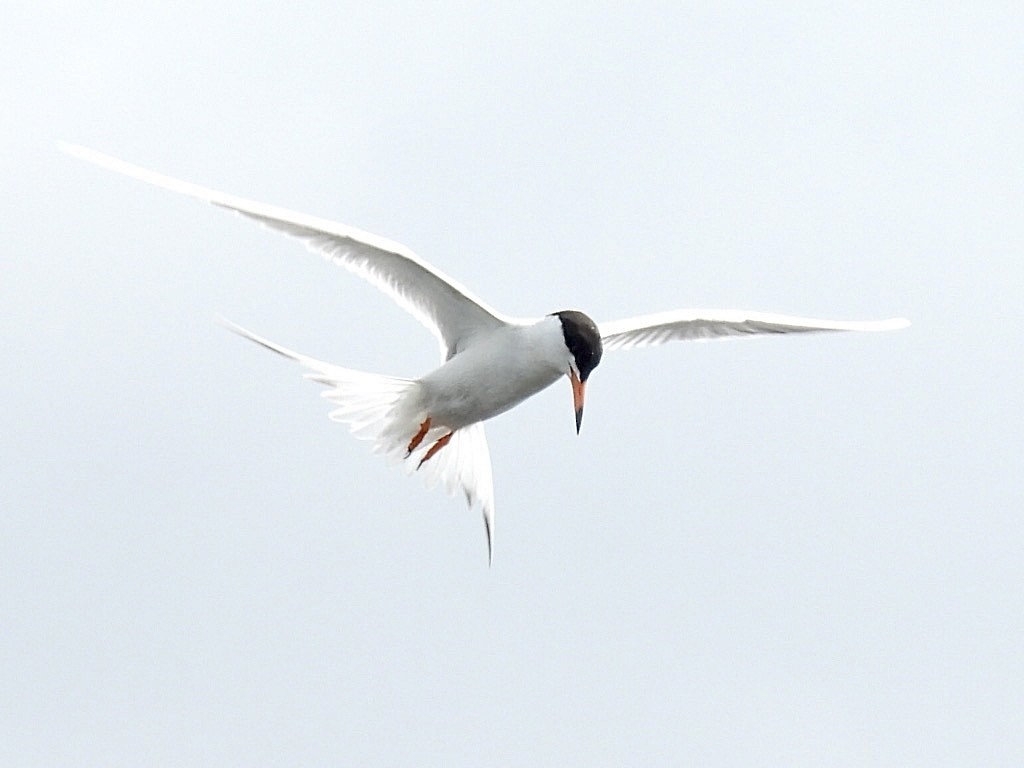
<box><xmin>600</xmin><ymin>309</ymin><xmax>909</xmax><ymax>351</ymax></box>
<box><xmin>59</xmin><ymin>142</ymin><xmax>509</xmax><ymax>359</ymax></box>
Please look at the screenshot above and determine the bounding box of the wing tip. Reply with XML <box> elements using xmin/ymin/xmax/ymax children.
<box><xmin>58</xmin><ymin>140</ymin><xmax>125</xmax><ymax>170</ymax></box>
<box><xmin>58</xmin><ymin>141</ymin><xmax>128</xmax><ymax>173</ymax></box>
<box><xmin>880</xmin><ymin>317</ymin><xmax>912</xmax><ymax>331</ymax></box>
<box><xmin>57</xmin><ymin>139</ymin><xmax>92</xmax><ymax>157</ymax></box>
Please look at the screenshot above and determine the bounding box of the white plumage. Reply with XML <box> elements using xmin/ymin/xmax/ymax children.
<box><xmin>60</xmin><ymin>142</ymin><xmax>910</xmax><ymax>563</ymax></box>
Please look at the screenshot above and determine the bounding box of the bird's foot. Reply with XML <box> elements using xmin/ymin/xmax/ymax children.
<box><xmin>417</xmin><ymin>431</ymin><xmax>453</xmax><ymax>469</ymax></box>
<box><xmin>406</xmin><ymin>417</ymin><xmax>432</xmax><ymax>456</ymax></box>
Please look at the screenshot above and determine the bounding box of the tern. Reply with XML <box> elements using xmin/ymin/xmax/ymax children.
<box><xmin>60</xmin><ymin>142</ymin><xmax>909</xmax><ymax>563</ymax></box>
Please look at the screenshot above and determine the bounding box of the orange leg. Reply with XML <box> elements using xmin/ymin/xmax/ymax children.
<box><xmin>417</xmin><ymin>431</ymin><xmax>453</xmax><ymax>470</ymax></box>
<box><xmin>406</xmin><ymin>417</ymin><xmax>432</xmax><ymax>456</ymax></box>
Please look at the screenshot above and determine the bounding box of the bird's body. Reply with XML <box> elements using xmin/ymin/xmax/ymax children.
<box><xmin>417</xmin><ymin>316</ymin><xmax>569</xmax><ymax>429</ymax></box>
<box><xmin>61</xmin><ymin>142</ymin><xmax>910</xmax><ymax>563</ymax></box>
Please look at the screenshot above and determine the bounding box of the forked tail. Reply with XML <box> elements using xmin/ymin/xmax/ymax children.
<box><xmin>220</xmin><ymin>318</ymin><xmax>496</xmax><ymax>562</ymax></box>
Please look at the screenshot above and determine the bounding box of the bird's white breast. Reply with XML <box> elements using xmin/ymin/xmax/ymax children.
<box><xmin>417</xmin><ymin>317</ymin><xmax>569</xmax><ymax>429</ymax></box>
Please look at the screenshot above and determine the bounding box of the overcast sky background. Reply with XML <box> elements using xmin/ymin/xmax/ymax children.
<box><xmin>3</xmin><ymin>2</ymin><xmax>1022</xmax><ymax>765</ymax></box>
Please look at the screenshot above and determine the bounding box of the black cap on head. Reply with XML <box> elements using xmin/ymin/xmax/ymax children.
<box><xmin>553</xmin><ymin>310</ymin><xmax>603</xmax><ymax>381</ymax></box>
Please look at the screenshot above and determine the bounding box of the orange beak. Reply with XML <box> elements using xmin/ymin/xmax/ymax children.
<box><xmin>569</xmin><ymin>368</ymin><xmax>586</xmax><ymax>434</ymax></box>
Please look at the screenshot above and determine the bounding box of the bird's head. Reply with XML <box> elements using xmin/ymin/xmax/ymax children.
<box><xmin>553</xmin><ymin>310</ymin><xmax>603</xmax><ymax>434</ymax></box>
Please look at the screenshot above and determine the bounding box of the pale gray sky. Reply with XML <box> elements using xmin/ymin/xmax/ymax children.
<box><xmin>4</xmin><ymin>2</ymin><xmax>1023</xmax><ymax>765</ymax></box>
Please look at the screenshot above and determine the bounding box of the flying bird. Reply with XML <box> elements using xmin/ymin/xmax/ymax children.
<box><xmin>60</xmin><ymin>142</ymin><xmax>909</xmax><ymax>563</ymax></box>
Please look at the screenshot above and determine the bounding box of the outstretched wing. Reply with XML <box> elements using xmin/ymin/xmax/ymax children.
<box><xmin>599</xmin><ymin>309</ymin><xmax>910</xmax><ymax>352</ymax></box>
<box><xmin>59</xmin><ymin>142</ymin><xmax>510</xmax><ymax>360</ymax></box>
